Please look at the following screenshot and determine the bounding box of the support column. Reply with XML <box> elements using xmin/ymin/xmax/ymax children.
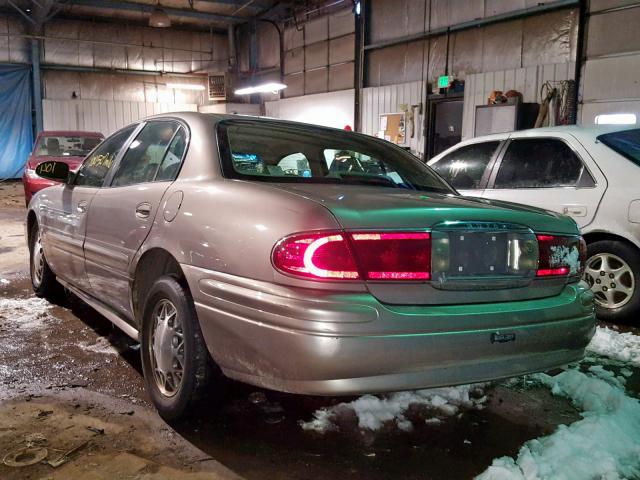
<box><xmin>31</xmin><ymin>38</ymin><xmax>43</xmax><ymax>133</ymax></box>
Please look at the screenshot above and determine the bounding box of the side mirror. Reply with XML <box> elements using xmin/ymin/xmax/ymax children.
<box><xmin>35</xmin><ymin>161</ymin><xmax>70</xmax><ymax>183</ymax></box>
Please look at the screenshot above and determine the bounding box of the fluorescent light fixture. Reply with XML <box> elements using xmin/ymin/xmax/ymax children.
<box><xmin>234</xmin><ymin>82</ymin><xmax>287</xmax><ymax>95</ymax></box>
<box><xmin>166</xmin><ymin>83</ymin><xmax>206</xmax><ymax>91</ymax></box>
<box><xmin>594</xmin><ymin>113</ymin><xmax>637</xmax><ymax>125</ymax></box>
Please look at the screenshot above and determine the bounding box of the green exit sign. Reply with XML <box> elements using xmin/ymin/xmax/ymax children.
<box><xmin>438</xmin><ymin>75</ymin><xmax>451</xmax><ymax>89</ymax></box>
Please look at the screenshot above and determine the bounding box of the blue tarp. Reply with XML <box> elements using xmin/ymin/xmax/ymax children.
<box><xmin>0</xmin><ymin>65</ymin><xmax>33</xmax><ymax>179</ymax></box>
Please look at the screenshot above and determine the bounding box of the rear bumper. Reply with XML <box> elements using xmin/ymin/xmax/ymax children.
<box><xmin>183</xmin><ymin>265</ymin><xmax>596</xmax><ymax>396</ymax></box>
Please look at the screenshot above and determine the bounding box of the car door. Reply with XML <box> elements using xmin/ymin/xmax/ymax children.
<box><xmin>41</xmin><ymin>126</ymin><xmax>136</xmax><ymax>289</ymax></box>
<box><xmin>481</xmin><ymin>135</ymin><xmax>607</xmax><ymax>228</ymax></box>
<box><xmin>83</xmin><ymin>120</ymin><xmax>188</xmax><ymax>320</ymax></box>
<box><xmin>427</xmin><ymin>140</ymin><xmax>504</xmax><ymax>197</ymax></box>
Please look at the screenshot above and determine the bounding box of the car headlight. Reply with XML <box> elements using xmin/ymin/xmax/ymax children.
<box><xmin>25</xmin><ymin>168</ymin><xmax>38</xmax><ymax>179</ymax></box>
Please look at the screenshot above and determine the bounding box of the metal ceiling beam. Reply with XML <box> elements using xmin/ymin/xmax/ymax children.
<box><xmin>70</xmin><ymin>0</ymin><xmax>246</xmax><ymax>23</ymax></box>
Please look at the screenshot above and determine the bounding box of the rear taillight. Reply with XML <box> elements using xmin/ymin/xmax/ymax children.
<box><xmin>272</xmin><ymin>232</ymin><xmax>359</xmax><ymax>279</ymax></box>
<box><xmin>272</xmin><ymin>231</ymin><xmax>431</xmax><ymax>281</ymax></box>
<box><xmin>351</xmin><ymin>232</ymin><xmax>431</xmax><ymax>280</ymax></box>
<box><xmin>536</xmin><ymin>234</ymin><xmax>586</xmax><ymax>277</ymax></box>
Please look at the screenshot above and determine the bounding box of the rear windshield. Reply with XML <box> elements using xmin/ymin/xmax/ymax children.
<box><xmin>597</xmin><ymin>128</ymin><xmax>640</xmax><ymax>167</ymax></box>
<box><xmin>36</xmin><ymin>135</ymin><xmax>103</xmax><ymax>157</ymax></box>
<box><xmin>217</xmin><ymin>120</ymin><xmax>454</xmax><ymax>194</ymax></box>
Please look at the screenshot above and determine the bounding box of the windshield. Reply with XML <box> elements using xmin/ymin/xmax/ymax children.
<box><xmin>217</xmin><ymin>120</ymin><xmax>454</xmax><ymax>194</ymax></box>
<box><xmin>597</xmin><ymin>128</ymin><xmax>640</xmax><ymax>167</ymax></box>
<box><xmin>36</xmin><ymin>135</ymin><xmax>103</xmax><ymax>157</ymax></box>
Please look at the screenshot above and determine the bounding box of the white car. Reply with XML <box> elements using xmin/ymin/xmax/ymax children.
<box><xmin>428</xmin><ymin>125</ymin><xmax>640</xmax><ymax>323</ymax></box>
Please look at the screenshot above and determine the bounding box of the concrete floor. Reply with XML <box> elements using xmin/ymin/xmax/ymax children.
<box><xmin>1</xmin><ymin>180</ymin><xmax>638</xmax><ymax>479</ymax></box>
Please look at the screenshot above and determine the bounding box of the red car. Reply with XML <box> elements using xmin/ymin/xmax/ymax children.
<box><xmin>22</xmin><ymin>130</ymin><xmax>104</xmax><ymax>205</ymax></box>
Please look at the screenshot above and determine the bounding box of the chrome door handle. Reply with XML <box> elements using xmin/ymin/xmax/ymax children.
<box><xmin>77</xmin><ymin>200</ymin><xmax>88</xmax><ymax>213</ymax></box>
<box><xmin>135</xmin><ymin>202</ymin><xmax>152</xmax><ymax>219</ymax></box>
<box><xmin>562</xmin><ymin>205</ymin><xmax>587</xmax><ymax>217</ymax></box>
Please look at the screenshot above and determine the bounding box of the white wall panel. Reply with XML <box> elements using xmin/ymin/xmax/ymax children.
<box><xmin>43</xmin><ymin>99</ymin><xmax>197</xmax><ymax>136</ymax></box>
<box><xmin>462</xmin><ymin>62</ymin><xmax>575</xmax><ymax>140</ymax></box>
<box><xmin>362</xmin><ymin>81</ymin><xmax>427</xmax><ymax>156</ymax></box>
<box><xmin>265</xmin><ymin>89</ymin><xmax>354</xmax><ymax>130</ymax></box>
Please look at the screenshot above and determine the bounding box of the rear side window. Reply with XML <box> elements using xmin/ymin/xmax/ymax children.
<box><xmin>598</xmin><ymin>128</ymin><xmax>640</xmax><ymax>167</ymax></box>
<box><xmin>494</xmin><ymin>138</ymin><xmax>588</xmax><ymax>189</ymax></box>
<box><xmin>431</xmin><ymin>141</ymin><xmax>499</xmax><ymax>189</ymax></box>
<box><xmin>75</xmin><ymin>126</ymin><xmax>135</xmax><ymax>187</ymax></box>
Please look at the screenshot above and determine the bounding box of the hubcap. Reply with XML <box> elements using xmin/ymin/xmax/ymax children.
<box><xmin>584</xmin><ymin>253</ymin><xmax>635</xmax><ymax>309</ymax></box>
<box><xmin>149</xmin><ymin>299</ymin><xmax>184</xmax><ymax>397</ymax></box>
<box><xmin>31</xmin><ymin>232</ymin><xmax>44</xmax><ymax>288</ymax></box>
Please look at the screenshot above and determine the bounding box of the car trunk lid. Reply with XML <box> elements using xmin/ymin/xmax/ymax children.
<box><xmin>270</xmin><ymin>184</ymin><xmax>579</xmax><ymax>305</ymax></box>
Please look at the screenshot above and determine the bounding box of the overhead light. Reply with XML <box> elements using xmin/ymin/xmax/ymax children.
<box><xmin>166</xmin><ymin>83</ymin><xmax>206</xmax><ymax>91</ymax></box>
<box><xmin>149</xmin><ymin>6</ymin><xmax>171</xmax><ymax>28</ymax></box>
<box><xmin>234</xmin><ymin>82</ymin><xmax>287</xmax><ymax>95</ymax></box>
<box><xmin>595</xmin><ymin>113</ymin><xmax>637</xmax><ymax>125</ymax></box>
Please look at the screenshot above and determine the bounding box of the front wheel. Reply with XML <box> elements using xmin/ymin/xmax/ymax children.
<box><xmin>29</xmin><ymin>223</ymin><xmax>62</xmax><ymax>299</ymax></box>
<box><xmin>583</xmin><ymin>240</ymin><xmax>640</xmax><ymax>324</ymax></box>
<box><xmin>140</xmin><ymin>276</ymin><xmax>215</xmax><ymax>420</ymax></box>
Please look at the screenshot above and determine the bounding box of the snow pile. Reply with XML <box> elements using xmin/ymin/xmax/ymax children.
<box><xmin>78</xmin><ymin>336</ymin><xmax>122</xmax><ymax>356</ymax></box>
<box><xmin>476</xmin><ymin>369</ymin><xmax>640</xmax><ymax>480</ymax></box>
<box><xmin>301</xmin><ymin>384</ymin><xmax>487</xmax><ymax>433</ymax></box>
<box><xmin>587</xmin><ymin>326</ymin><xmax>640</xmax><ymax>367</ymax></box>
<box><xmin>0</xmin><ymin>297</ymin><xmax>56</xmax><ymax>331</ymax></box>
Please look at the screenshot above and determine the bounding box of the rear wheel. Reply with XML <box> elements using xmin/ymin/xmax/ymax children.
<box><xmin>29</xmin><ymin>223</ymin><xmax>62</xmax><ymax>299</ymax></box>
<box><xmin>583</xmin><ymin>240</ymin><xmax>640</xmax><ymax>323</ymax></box>
<box><xmin>140</xmin><ymin>276</ymin><xmax>215</xmax><ymax>420</ymax></box>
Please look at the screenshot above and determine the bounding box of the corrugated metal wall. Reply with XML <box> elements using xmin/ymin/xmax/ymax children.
<box><xmin>0</xmin><ymin>16</ymin><xmax>29</xmax><ymax>63</ymax></box>
<box><xmin>42</xmin><ymin>19</ymin><xmax>227</xmax><ymax>74</ymax></box>
<box><xmin>282</xmin><ymin>8</ymin><xmax>355</xmax><ymax>98</ymax></box>
<box><xmin>366</xmin><ymin>1</ymin><xmax>578</xmax><ymax>87</ymax></box>
<box><xmin>43</xmin><ymin>99</ymin><xmax>197</xmax><ymax>136</ymax></box>
<box><xmin>462</xmin><ymin>62</ymin><xmax>576</xmax><ymax>139</ymax></box>
<box><xmin>580</xmin><ymin>0</ymin><xmax>640</xmax><ymax>124</ymax></box>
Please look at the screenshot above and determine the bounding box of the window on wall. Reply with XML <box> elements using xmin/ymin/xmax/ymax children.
<box><xmin>431</xmin><ymin>141</ymin><xmax>499</xmax><ymax>190</ymax></box>
<box><xmin>494</xmin><ymin>138</ymin><xmax>591</xmax><ymax>189</ymax></box>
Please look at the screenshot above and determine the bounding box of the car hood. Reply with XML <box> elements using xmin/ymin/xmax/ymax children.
<box><xmin>269</xmin><ymin>183</ymin><xmax>579</xmax><ymax>235</ymax></box>
<box><xmin>29</xmin><ymin>155</ymin><xmax>85</xmax><ymax>172</ymax></box>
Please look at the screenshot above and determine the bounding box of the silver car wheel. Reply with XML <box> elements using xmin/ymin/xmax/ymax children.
<box><xmin>31</xmin><ymin>232</ymin><xmax>45</xmax><ymax>288</ymax></box>
<box><xmin>584</xmin><ymin>253</ymin><xmax>635</xmax><ymax>309</ymax></box>
<box><xmin>149</xmin><ymin>299</ymin><xmax>185</xmax><ymax>397</ymax></box>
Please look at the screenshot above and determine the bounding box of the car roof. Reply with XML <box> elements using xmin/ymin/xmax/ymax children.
<box><xmin>38</xmin><ymin>130</ymin><xmax>104</xmax><ymax>137</ymax></box>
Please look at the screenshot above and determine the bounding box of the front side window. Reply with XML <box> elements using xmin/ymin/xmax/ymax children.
<box><xmin>431</xmin><ymin>141</ymin><xmax>499</xmax><ymax>190</ymax></box>
<box><xmin>35</xmin><ymin>135</ymin><xmax>103</xmax><ymax>157</ymax></box>
<box><xmin>598</xmin><ymin>128</ymin><xmax>640</xmax><ymax>167</ymax></box>
<box><xmin>218</xmin><ymin>120</ymin><xmax>454</xmax><ymax>194</ymax></box>
<box><xmin>494</xmin><ymin>138</ymin><xmax>585</xmax><ymax>189</ymax></box>
<box><xmin>75</xmin><ymin>126</ymin><xmax>135</xmax><ymax>187</ymax></box>
<box><xmin>111</xmin><ymin>121</ymin><xmax>180</xmax><ymax>187</ymax></box>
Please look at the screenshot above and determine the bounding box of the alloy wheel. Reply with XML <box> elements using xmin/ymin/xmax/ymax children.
<box><xmin>584</xmin><ymin>253</ymin><xmax>635</xmax><ymax>309</ymax></box>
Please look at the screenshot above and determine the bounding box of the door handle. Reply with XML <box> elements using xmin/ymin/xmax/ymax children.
<box><xmin>135</xmin><ymin>202</ymin><xmax>152</xmax><ymax>219</ymax></box>
<box><xmin>77</xmin><ymin>200</ymin><xmax>88</xmax><ymax>213</ymax></box>
<box><xmin>562</xmin><ymin>205</ymin><xmax>587</xmax><ymax>217</ymax></box>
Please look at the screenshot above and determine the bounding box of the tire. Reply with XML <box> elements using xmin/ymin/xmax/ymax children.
<box><xmin>140</xmin><ymin>276</ymin><xmax>215</xmax><ymax>420</ymax></box>
<box><xmin>583</xmin><ymin>240</ymin><xmax>640</xmax><ymax>324</ymax></box>
<box><xmin>29</xmin><ymin>222</ymin><xmax>63</xmax><ymax>299</ymax></box>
